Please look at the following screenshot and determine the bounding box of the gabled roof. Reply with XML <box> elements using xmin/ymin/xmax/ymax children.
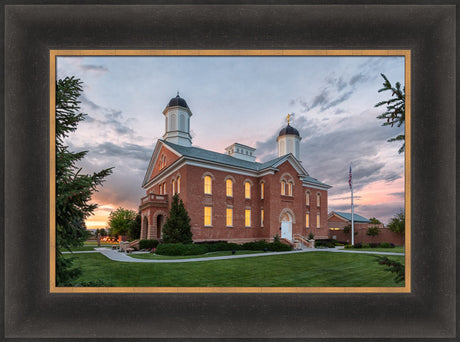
<box><xmin>329</xmin><ymin>211</ymin><xmax>370</xmax><ymax>223</ymax></box>
<box><xmin>302</xmin><ymin>176</ymin><xmax>332</xmax><ymax>189</ymax></box>
<box><xmin>143</xmin><ymin>140</ymin><xmax>331</xmax><ymax>189</ymax></box>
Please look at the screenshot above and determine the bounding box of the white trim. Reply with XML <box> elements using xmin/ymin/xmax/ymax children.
<box><xmin>302</xmin><ymin>181</ymin><xmax>331</xmax><ymax>190</ymax></box>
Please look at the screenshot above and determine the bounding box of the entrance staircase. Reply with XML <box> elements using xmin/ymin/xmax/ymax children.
<box><xmin>293</xmin><ymin>234</ymin><xmax>315</xmax><ymax>249</ymax></box>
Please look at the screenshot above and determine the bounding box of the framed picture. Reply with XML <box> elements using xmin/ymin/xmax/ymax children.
<box><xmin>3</xmin><ymin>2</ymin><xmax>456</xmax><ymax>340</ymax></box>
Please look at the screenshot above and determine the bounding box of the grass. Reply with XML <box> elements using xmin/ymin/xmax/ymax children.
<box><xmin>129</xmin><ymin>250</ymin><xmax>264</xmax><ymax>260</ymax></box>
<box><xmin>67</xmin><ymin>241</ymin><xmax>117</xmax><ymax>252</ymax></box>
<box><xmin>344</xmin><ymin>246</ymin><xmax>405</xmax><ymax>253</ymax></box>
<box><xmin>68</xmin><ymin>251</ymin><xmax>405</xmax><ymax>287</ymax></box>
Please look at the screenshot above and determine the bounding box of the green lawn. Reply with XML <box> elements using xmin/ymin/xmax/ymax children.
<box><xmin>343</xmin><ymin>246</ymin><xmax>405</xmax><ymax>253</ymax></box>
<box><xmin>67</xmin><ymin>241</ymin><xmax>117</xmax><ymax>252</ymax></box>
<box><xmin>129</xmin><ymin>250</ymin><xmax>265</xmax><ymax>260</ymax></box>
<box><xmin>68</xmin><ymin>251</ymin><xmax>405</xmax><ymax>287</ymax></box>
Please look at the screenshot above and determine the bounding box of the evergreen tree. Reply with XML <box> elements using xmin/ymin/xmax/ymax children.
<box><xmin>56</xmin><ymin>76</ymin><xmax>112</xmax><ymax>286</ymax></box>
<box><xmin>369</xmin><ymin>217</ymin><xmax>382</xmax><ymax>224</ymax></box>
<box><xmin>161</xmin><ymin>194</ymin><xmax>193</xmax><ymax>244</ymax></box>
<box><xmin>375</xmin><ymin>73</ymin><xmax>405</xmax><ymax>153</ymax></box>
<box><xmin>128</xmin><ymin>213</ymin><xmax>142</xmax><ymax>240</ymax></box>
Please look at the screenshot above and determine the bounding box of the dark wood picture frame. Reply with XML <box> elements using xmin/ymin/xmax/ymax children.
<box><xmin>3</xmin><ymin>2</ymin><xmax>456</xmax><ymax>340</ymax></box>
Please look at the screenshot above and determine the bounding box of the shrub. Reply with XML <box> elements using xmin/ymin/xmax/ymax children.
<box><xmin>156</xmin><ymin>243</ymin><xmax>207</xmax><ymax>256</ymax></box>
<box><xmin>308</xmin><ymin>232</ymin><xmax>315</xmax><ymax>240</ymax></box>
<box><xmin>314</xmin><ymin>239</ymin><xmax>336</xmax><ymax>248</ymax></box>
<box><xmin>139</xmin><ymin>239</ymin><xmax>159</xmax><ymax>250</ymax></box>
<box><xmin>195</xmin><ymin>241</ymin><xmax>242</xmax><ymax>253</ymax></box>
<box><xmin>362</xmin><ymin>243</ymin><xmax>370</xmax><ymax>248</ymax></box>
<box><xmin>379</xmin><ymin>242</ymin><xmax>393</xmax><ymax>248</ymax></box>
<box><xmin>273</xmin><ymin>234</ymin><xmax>281</xmax><ymax>243</ymax></box>
<box><xmin>354</xmin><ymin>243</ymin><xmax>362</xmax><ymax>248</ymax></box>
<box><xmin>369</xmin><ymin>243</ymin><xmax>379</xmax><ymax>248</ymax></box>
<box><xmin>344</xmin><ymin>244</ymin><xmax>353</xmax><ymax>249</ymax></box>
<box><xmin>242</xmin><ymin>240</ymin><xmax>291</xmax><ymax>252</ymax></box>
<box><xmin>366</xmin><ymin>226</ymin><xmax>380</xmax><ymax>236</ymax></box>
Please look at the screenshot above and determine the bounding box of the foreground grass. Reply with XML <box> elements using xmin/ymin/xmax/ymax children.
<box><xmin>129</xmin><ymin>250</ymin><xmax>264</xmax><ymax>260</ymax></box>
<box><xmin>344</xmin><ymin>246</ymin><xmax>404</xmax><ymax>253</ymax></box>
<box><xmin>69</xmin><ymin>251</ymin><xmax>405</xmax><ymax>287</ymax></box>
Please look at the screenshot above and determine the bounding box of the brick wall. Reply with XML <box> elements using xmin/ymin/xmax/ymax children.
<box><xmin>329</xmin><ymin>227</ymin><xmax>405</xmax><ymax>246</ymax></box>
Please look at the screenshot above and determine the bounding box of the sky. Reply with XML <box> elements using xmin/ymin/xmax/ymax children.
<box><xmin>57</xmin><ymin>55</ymin><xmax>405</xmax><ymax>228</ymax></box>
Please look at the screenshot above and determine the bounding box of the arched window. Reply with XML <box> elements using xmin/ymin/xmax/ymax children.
<box><xmin>204</xmin><ymin>176</ymin><xmax>212</xmax><ymax>194</ymax></box>
<box><xmin>260</xmin><ymin>182</ymin><xmax>264</xmax><ymax>199</ymax></box>
<box><xmin>245</xmin><ymin>182</ymin><xmax>251</xmax><ymax>199</ymax></box>
<box><xmin>317</xmin><ymin>212</ymin><xmax>321</xmax><ymax>228</ymax></box>
<box><xmin>287</xmin><ymin>182</ymin><xmax>293</xmax><ymax>196</ymax></box>
<box><xmin>226</xmin><ymin>179</ymin><xmax>233</xmax><ymax>197</ymax></box>
<box><xmin>163</xmin><ymin>183</ymin><xmax>167</xmax><ymax>195</ymax></box>
<box><xmin>306</xmin><ymin>191</ymin><xmax>310</xmax><ymax>206</ymax></box>
<box><xmin>306</xmin><ymin>212</ymin><xmax>310</xmax><ymax>228</ymax></box>
<box><xmin>177</xmin><ymin>176</ymin><xmax>181</xmax><ymax>194</ymax></box>
<box><xmin>172</xmin><ymin>179</ymin><xmax>176</xmax><ymax>194</ymax></box>
<box><xmin>281</xmin><ymin>180</ymin><xmax>286</xmax><ymax>195</ymax></box>
<box><xmin>317</xmin><ymin>193</ymin><xmax>321</xmax><ymax>207</ymax></box>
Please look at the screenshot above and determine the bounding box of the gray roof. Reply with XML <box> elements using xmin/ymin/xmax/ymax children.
<box><xmin>332</xmin><ymin>211</ymin><xmax>370</xmax><ymax>223</ymax></box>
<box><xmin>301</xmin><ymin>175</ymin><xmax>331</xmax><ymax>188</ymax></box>
<box><xmin>163</xmin><ymin>140</ymin><xmax>286</xmax><ymax>171</ymax></box>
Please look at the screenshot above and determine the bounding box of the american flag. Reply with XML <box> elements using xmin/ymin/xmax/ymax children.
<box><xmin>348</xmin><ymin>165</ymin><xmax>352</xmax><ymax>189</ymax></box>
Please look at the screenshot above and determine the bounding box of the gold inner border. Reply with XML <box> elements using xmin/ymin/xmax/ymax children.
<box><xmin>50</xmin><ymin>49</ymin><xmax>411</xmax><ymax>294</ymax></box>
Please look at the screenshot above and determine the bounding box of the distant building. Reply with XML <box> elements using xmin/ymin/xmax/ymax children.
<box><xmin>139</xmin><ymin>94</ymin><xmax>331</xmax><ymax>244</ymax></box>
<box><xmin>328</xmin><ymin>211</ymin><xmax>404</xmax><ymax>246</ymax></box>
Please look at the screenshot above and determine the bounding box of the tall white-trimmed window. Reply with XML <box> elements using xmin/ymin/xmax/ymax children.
<box><xmin>261</xmin><ymin>209</ymin><xmax>264</xmax><ymax>227</ymax></box>
<box><xmin>204</xmin><ymin>206</ymin><xmax>212</xmax><ymax>226</ymax></box>
<box><xmin>226</xmin><ymin>179</ymin><xmax>233</xmax><ymax>197</ymax></box>
<box><xmin>306</xmin><ymin>191</ymin><xmax>310</xmax><ymax>206</ymax></box>
<box><xmin>204</xmin><ymin>176</ymin><xmax>212</xmax><ymax>194</ymax></box>
<box><xmin>281</xmin><ymin>180</ymin><xmax>286</xmax><ymax>195</ymax></box>
<box><xmin>245</xmin><ymin>209</ymin><xmax>251</xmax><ymax>227</ymax></box>
<box><xmin>260</xmin><ymin>182</ymin><xmax>265</xmax><ymax>199</ymax></box>
<box><xmin>226</xmin><ymin>208</ymin><xmax>233</xmax><ymax>227</ymax></box>
<box><xmin>317</xmin><ymin>212</ymin><xmax>321</xmax><ymax>228</ymax></box>
<box><xmin>172</xmin><ymin>180</ymin><xmax>176</xmax><ymax>194</ymax></box>
<box><xmin>177</xmin><ymin>176</ymin><xmax>181</xmax><ymax>194</ymax></box>
<box><xmin>287</xmin><ymin>182</ymin><xmax>293</xmax><ymax>196</ymax></box>
<box><xmin>306</xmin><ymin>213</ymin><xmax>310</xmax><ymax>228</ymax></box>
<box><xmin>317</xmin><ymin>193</ymin><xmax>321</xmax><ymax>207</ymax></box>
<box><xmin>245</xmin><ymin>182</ymin><xmax>251</xmax><ymax>199</ymax></box>
<box><xmin>163</xmin><ymin>183</ymin><xmax>167</xmax><ymax>195</ymax></box>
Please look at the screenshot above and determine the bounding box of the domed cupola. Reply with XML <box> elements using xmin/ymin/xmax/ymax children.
<box><xmin>277</xmin><ymin>114</ymin><xmax>302</xmax><ymax>160</ymax></box>
<box><xmin>162</xmin><ymin>92</ymin><xmax>193</xmax><ymax>147</ymax></box>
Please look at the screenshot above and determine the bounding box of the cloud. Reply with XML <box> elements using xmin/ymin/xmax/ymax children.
<box><xmin>90</xmin><ymin>142</ymin><xmax>152</xmax><ymax>161</ymax></box>
<box><xmin>80</xmin><ymin>64</ymin><xmax>109</xmax><ymax>73</ymax></box>
<box><xmin>80</xmin><ymin>94</ymin><xmax>102</xmax><ymax>111</ymax></box>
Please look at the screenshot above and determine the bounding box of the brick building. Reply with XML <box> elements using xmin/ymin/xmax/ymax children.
<box><xmin>328</xmin><ymin>211</ymin><xmax>404</xmax><ymax>246</ymax></box>
<box><xmin>139</xmin><ymin>94</ymin><xmax>331</xmax><ymax>244</ymax></box>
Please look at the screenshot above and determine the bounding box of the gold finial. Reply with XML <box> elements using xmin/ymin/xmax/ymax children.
<box><xmin>286</xmin><ymin>113</ymin><xmax>294</xmax><ymax>125</ymax></box>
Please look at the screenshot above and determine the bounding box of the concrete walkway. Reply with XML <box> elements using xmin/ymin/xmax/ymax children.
<box><xmin>64</xmin><ymin>247</ymin><xmax>404</xmax><ymax>263</ymax></box>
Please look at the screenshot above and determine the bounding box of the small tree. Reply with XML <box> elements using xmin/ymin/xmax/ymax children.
<box><xmin>367</xmin><ymin>226</ymin><xmax>380</xmax><ymax>236</ymax></box>
<box><xmin>128</xmin><ymin>213</ymin><xmax>142</xmax><ymax>240</ymax></box>
<box><xmin>308</xmin><ymin>232</ymin><xmax>315</xmax><ymax>240</ymax></box>
<box><xmin>369</xmin><ymin>217</ymin><xmax>382</xmax><ymax>224</ymax></box>
<box><xmin>343</xmin><ymin>224</ymin><xmax>351</xmax><ymax>234</ymax></box>
<box><xmin>162</xmin><ymin>194</ymin><xmax>192</xmax><ymax>244</ymax></box>
<box><xmin>388</xmin><ymin>210</ymin><xmax>405</xmax><ymax>234</ymax></box>
<box><xmin>375</xmin><ymin>74</ymin><xmax>405</xmax><ymax>154</ymax></box>
<box><xmin>108</xmin><ymin>207</ymin><xmax>137</xmax><ymax>237</ymax></box>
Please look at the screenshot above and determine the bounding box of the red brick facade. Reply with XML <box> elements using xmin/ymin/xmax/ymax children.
<box><xmin>139</xmin><ymin>143</ymin><xmax>330</xmax><ymax>243</ymax></box>
<box><xmin>327</xmin><ymin>213</ymin><xmax>405</xmax><ymax>246</ymax></box>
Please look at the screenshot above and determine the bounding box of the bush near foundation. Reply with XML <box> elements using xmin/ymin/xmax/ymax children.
<box><xmin>139</xmin><ymin>239</ymin><xmax>159</xmax><ymax>250</ymax></box>
<box><xmin>156</xmin><ymin>243</ymin><xmax>208</xmax><ymax>256</ymax></box>
<box><xmin>195</xmin><ymin>241</ymin><xmax>242</xmax><ymax>252</ymax></box>
<box><xmin>242</xmin><ymin>240</ymin><xmax>291</xmax><ymax>252</ymax></box>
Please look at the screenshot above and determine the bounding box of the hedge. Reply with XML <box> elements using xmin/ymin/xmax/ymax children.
<box><xmin>155</xmin><ymin>243</ymin><xmax>208</xmax><ymax>256</ymax></box>
<box><xmin>139</xmin><ymin>239</ymin><xmax>159</xmax><ymax>250</ymax></box>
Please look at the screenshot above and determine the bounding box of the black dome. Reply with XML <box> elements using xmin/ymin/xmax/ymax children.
<box><xmin>167</xmin><ymin>93</ymin><xmax>189</xmax><ymax>109</ymax></box>
<box><xmin>279</xmin><ymin>124</ymin><xmax>300</xmax><ymax>137</ymax></box>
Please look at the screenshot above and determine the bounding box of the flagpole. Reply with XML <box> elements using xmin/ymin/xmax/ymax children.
<box><xmin>351</xmin><ymin>178</ymin><xmax>354</xmax><ymax>246</ymax></box>
<box><xmin>349</xmin><ymin>163</ymin><xmax>354</xmax><ymax>246</ymax></box>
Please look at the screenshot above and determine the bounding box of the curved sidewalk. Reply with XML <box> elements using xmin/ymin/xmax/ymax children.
<box><xmin>75</xmin><ymin>247</ymin><xmax>405</xmax><ymax>263</ymax></box>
